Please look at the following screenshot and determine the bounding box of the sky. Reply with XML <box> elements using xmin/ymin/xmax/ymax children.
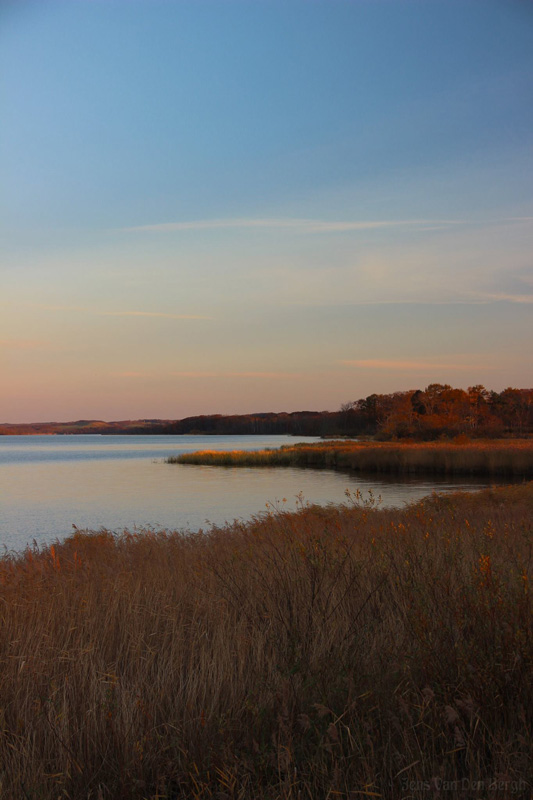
<box><xmin>1</xmin><ymin>0</ymin><xmax>532</xmax><ymax>423</ymax></box>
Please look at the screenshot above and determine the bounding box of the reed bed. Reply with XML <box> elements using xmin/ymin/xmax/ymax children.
<box><xmin>0</xmin><ymin>483</ymin><xmax>531</xmax><ymax>799</ymax></box>
<box><xmin>169</xmin><ymin>440</ymin><xmax>533</xmax><ymax>476</ymax></box>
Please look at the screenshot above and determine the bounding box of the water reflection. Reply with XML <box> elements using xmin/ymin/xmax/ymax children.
<box><xmin>0</xmin><ymin>435</ymin><xmax>517</xmax><ymax>552</ymax></box>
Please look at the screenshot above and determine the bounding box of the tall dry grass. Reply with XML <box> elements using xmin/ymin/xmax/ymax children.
<box><xmin>0</xmin><ymin>483</ymin><xmax>531</xmax><ymax>798</ymax></box>
<box><xmin>170</xmin><ymin>440</ymin><xmax>533</xmax><ymax>476</ymax></box>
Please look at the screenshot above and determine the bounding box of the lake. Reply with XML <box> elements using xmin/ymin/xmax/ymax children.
<box><xmin>0</xmin><ymin>434</ymin><xmax>507</xmax><ymax>552</ymax></box>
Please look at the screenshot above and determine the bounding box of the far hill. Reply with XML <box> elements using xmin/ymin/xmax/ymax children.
<box><xmin>0</xmin><ymin>412</ymin><xmax>334</xmax><ymax>437</ymax></box>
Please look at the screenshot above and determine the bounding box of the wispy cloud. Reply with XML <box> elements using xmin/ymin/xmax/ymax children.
<box><xmin>287</xmin><ymin>295</ymin><xmax>533</xmax><ymax>307</ymax></box>
<box><xmin>171</xmin><ymin>371</ymin><xmax>303</xmax><ymax>379</ymax></box>
<box><xmin>340</xmin><ymin>359</ymin><xmax>493</xmax><ymax>372</ymax></box>
<box><xmin>285</xmin><ymin>299</ymin><xmax>493</xmax><ymax>308</ymax></box>
<box><xmin>123</xmin><ymin>217</ymin><xmax>463</xmax><ymax>234</ymax></box>
<box><xmin>171</xmin><ymin>371</ymin><xmax>220</xmax><ymax>378</ymax></box>
<box><xmin>0</xmin><ymin>339</ymin><xmax>48</xmax><ymax>350</ymax></box>
<box><xmin>26</xmin><ymin>304</ymin><xmax>212</xmax><ymax>320</ymax></box>
<box><xmin>114</xmin><ymin>370</ymin><xmax>304</xmax><ymax>380</ymax></box>
<box><xmin>471</xmin><ymin>292</ymin><xmax>533</xmax><ymax>304</ymax></box>
<box><xmin>99</xmin><ymin>311</ymin><xmax>212</xmax><ymax>320</ymax></box>
<box><xmin>26</xmin><ymin>303</ymin><xmax>86</xmax><ymax>313</ymax></box>
<box><xmin>230</xmin><ymin>371</ymin><xmax>303</xmax><ymax>379</ymax></box>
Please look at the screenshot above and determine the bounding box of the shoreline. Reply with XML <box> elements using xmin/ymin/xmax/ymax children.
<box><xmin>169</xmin><ymin>439</ymin><xmax>533</xmax><ymax>477</ymax></box>
<box><xmin>0</xmin><ymin>482</ymin><xmax>531</xmax><ymax>798</ymax></box>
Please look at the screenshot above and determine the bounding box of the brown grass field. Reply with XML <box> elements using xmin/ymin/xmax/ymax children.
<box><xmin>0</xmin><ymin>482</ymin><xmax>531</xmax><ymax>798</ymax></box>
<box><xmin>169</xmin><ymin>439</ymin><xmax>533</xmax><ymax>476</ymax></box>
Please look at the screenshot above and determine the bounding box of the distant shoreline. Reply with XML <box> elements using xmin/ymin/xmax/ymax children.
<box><xmin>0</xmin><ymin>430</ymin><xmax>316</xmax><ymax>437</ymax></box>
<box><xmin>170</xmin><ymin>439</ymin><xmax>533</xmax><ymax>477</ymax></box>
<box><xmin>3</xmin><ymin>384</ymin><xmax>533</xmax><ymax>440</ymax></box>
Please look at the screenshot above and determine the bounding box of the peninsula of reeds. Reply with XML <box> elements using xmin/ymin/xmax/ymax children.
<box><xmin>0</xmin><ymin>482</ymin><xmax>531</xmax><ymax>798</ymax></box>
<box><xmin>169</xmin><ymin>438</ymin><xmax>533</xmax><ymax>476</ymax></box>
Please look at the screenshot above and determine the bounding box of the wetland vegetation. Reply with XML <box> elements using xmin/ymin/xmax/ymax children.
<box><xmin>170</xmin><ymin>439</ymin><xmax>533</xmax><ymax>477</ymax></box>
<box><xmin>0</xmin><ymin>482</ymin><xmax>531</xmax><ymax>798</ymax></box>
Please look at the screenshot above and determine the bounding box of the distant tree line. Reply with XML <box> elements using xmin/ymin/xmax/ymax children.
<box><xmin>338</xmin><ymin>384</ymin><xmax>533</xmax><ymax>440</ymax></box>
<box><xmin>1</xmin><ymin>385</ymin><xmax>531</xmax><ymax>438</ymax></box>
<box><xmin>158</xmin><ymin>411</ymin><xmax>337</xmax><ymax>436</ymax></box>
<box><xmin>156</xmin><ymin>384</ymin><xmax>533</xmax><ymax>438</ymax></box>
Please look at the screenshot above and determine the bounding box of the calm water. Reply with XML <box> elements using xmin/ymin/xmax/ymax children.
<box><xmin>0</xmin><ymin>434</ymin><xmax>505</xmax><ymax>552</ymax></box>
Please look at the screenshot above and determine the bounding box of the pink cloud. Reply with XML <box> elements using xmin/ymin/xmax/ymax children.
<box><xmin>124</xmin><ymin>217</ymin><xmax>462</xmax><ymax>234</ymax></box>
<box><xmin>100</xmin><ymin>311</ymin><xmax>212</xmax><ymax>320</ymax></box>
<box><xmin>0</xmin><ymin>339</ymin><xmax>48</xmax><ymax>350</ymax></box>
<box><xmin>172</xmin><ymin>371</ymin><xmax>303</xmax><ymax>379</ymax></box>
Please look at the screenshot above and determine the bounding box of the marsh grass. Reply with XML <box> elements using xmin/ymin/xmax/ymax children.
<box><xmin>169</xmin><ymin>440</ymin><xmax>533</xmax><ymax>476</ymax></box>
<box><xmin>0</xmin><ymin>483</ymin><xmax>532</xmax><ymax>798</ymax></box>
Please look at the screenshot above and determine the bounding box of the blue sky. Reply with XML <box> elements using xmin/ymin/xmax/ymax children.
<box><xmin>1</xmin><ymin>0</ymin><xmax>532</xmax><ymax>422</ymax></box>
